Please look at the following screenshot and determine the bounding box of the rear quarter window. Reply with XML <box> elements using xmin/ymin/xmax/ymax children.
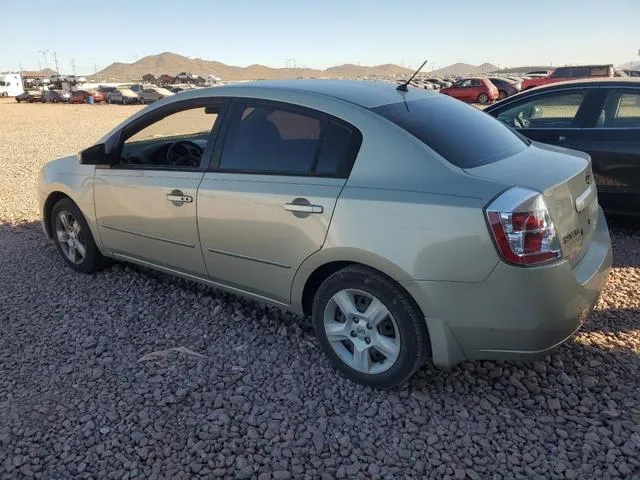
<box><xmin>372</xmin><ymin>96</ymin><xmax>528</xmax><ymax>168</ymax></box>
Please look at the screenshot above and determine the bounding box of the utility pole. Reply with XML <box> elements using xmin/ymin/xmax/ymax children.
<box><xmin>71</xmin><ymin>58</ymin><xmax>76</xmax><ymax>76</ymax></box>
<box><xmin>53</xmin><ymin>52</ymin><xmax>60</xmax><ymax>74</ymax></box>
<box><xmin>38</xmin><ymin>49</ymin><xmax>49</xmax><ymax>68</ymax></box>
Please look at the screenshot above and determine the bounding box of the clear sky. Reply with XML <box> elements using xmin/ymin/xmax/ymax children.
<box><xmin>1</xmin><ymin>0</ymin><xmax>638</xmax><ymax>74</ymax></box>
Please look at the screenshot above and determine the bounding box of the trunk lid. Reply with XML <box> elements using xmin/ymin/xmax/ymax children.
<box><xmin>465</xmin><ymin>142</ymin><xmax>598</xmax><ymax>267</ymax></box>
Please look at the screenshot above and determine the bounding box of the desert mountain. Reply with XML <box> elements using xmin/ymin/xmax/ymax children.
<box><xmin>91</xmin><ymin>52</ymin><xmax>415</xmax><ymax>82</ymax></box>
<box><xmin>428</xmin><ymin>62</ymin><xmax>499</xmax><ymax>77</ymax></box>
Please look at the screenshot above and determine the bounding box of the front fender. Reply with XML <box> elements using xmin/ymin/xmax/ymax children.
<box><xmin>40</xmin><ymin>157</ymin><xmax>101</xmax><ymax>251</ymax></box>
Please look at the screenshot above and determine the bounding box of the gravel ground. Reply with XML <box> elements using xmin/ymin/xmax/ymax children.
<box><xmin>0</xmin><ymin>99</ymin><xmax>639</xmax><ymax>479</ymax></box>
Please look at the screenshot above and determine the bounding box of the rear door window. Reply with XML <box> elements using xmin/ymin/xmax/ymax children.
<box><xmin>218</xmin><ymin>102</ymin><xmax>361</xmax><ymax>176</ymax></box>
<box><xmin>598</xmin><ymin>89</ymin><xmax>640</xmax><ymax>127</ymax></box>
<box><xmin>372</xmin><ymin>96</ymin><xmax>527</xmax><ymax>168</ymax></box>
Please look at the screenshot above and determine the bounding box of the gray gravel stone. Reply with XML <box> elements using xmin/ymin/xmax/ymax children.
<box><xmin>0</xmin><ymin>105</ymin><xmax>638</xmax><ymax>480</ymax></box>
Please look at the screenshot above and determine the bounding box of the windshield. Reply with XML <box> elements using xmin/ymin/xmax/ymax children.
<box><xmin>372</xmin><ymin>96</ymin><xmax>528</xmax><ymax>168</ymax></box>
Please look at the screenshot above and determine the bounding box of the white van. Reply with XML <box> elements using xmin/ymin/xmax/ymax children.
<box><xmin>0</xmin><ymin>73</ymin><xmax>24</xmax><ymax>97</ymax></box>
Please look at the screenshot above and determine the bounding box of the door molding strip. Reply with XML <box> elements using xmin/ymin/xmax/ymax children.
<box><xmin>110</xmin><ymin>252</ymin><xmax>289</xmax><ymax>308</ymax></box>
<box><xmin>101</xmin><ymin>224</ymin><xmax>195</xmax><ymax>248</ymax></box>
<box><xmin>206</xmin><ymin>247</ymin><xmax>291</xmax><ymax>269</ymax></box>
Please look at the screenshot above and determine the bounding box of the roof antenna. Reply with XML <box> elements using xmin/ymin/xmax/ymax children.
<box><xmin>396</xmin><ymin>59</ymin><xmax>429</xmax><ymax>92</ymax></box>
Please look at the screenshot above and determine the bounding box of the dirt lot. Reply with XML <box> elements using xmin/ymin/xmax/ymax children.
<box><xmin>0</xmin><ymin>99</ymin><xmax>639</xmax><ymax>479</ymax></box>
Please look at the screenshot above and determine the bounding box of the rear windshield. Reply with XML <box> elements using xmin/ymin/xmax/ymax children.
<box><xmin>372</xmin><ymin>97</ymin><xmax>528</xmax><ymax>168</ymax></box>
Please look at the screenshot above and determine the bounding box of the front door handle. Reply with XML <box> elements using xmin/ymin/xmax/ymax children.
<box><xmin>284</xmin><ymin>203</ymin><xmax>323</xmax><ymax>214</ymax></box>
<box><xmin>166</xmin><ymin>191</ymin><xmax>193</xmax><ymax>205</ymax></box>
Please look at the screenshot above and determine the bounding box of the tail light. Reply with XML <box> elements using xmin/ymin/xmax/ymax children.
<box><xmin>485</xmin><ymin>187</ymin><xmax>562</xmax><ymax>266</ymax></box>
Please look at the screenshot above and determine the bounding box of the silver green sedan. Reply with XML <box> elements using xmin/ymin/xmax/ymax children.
<box><xmin>37</xmin><ymin>80</ymin><xmax>612</xmax><ymax>388</ymax></box>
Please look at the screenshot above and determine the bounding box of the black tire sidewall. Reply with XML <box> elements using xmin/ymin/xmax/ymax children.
<box><xmin>312</xmin><ymin>266</ymin><xmax>429</xmax><ymax>389</ymax></box>
<box><xmin>50</xmin><ymin>198</ymin><xmax>105</xmax><ymax>273</ymax></box>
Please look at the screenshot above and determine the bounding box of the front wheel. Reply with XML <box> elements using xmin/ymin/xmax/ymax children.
<box><xmin>477</xmin><ymin>93</ymin><xmax>489</xmax><ymax>104</ymax></box>
<box><xmin>312</xmin><ymin>266</ymin><xmax>430</xmax><ymax>389</ymax></box>
<box><xmin>498</xmin><ymin>90</ymin><xmax>507</xmax><ymax>100</ymax></box>
<box><xmin>51</xmin><ymin>198</ymin><xmax>110</xmax><ymax>273</ymax></box>
<box><xmin>139</xmin><ymin>97</ymin><xmax>145</xmax><ymax>104</ymax></box>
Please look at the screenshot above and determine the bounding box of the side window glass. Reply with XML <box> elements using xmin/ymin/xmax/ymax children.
<box><xmin>121</xmin><ymin>106</ymin><xmax>219</xmax><ymax>168</ymax></box>
<box><xmin>219</xmin><ymin>104</ymin><xmax>321</xmax><ymax>174</ymax></box>
<box><xmin>315</xmin><ymin>121</ymin><xmax>360</xmax><ymax>176</ymax></box>
<box><xmin>599</xmin><ymin>90</ymin><xmax>640</xmax><ymax>127</ymax></box>
<box><xmin>459</xmin><ymin>80</ymin><xmax>472</xmax><ymax>87</ymax></box>
<box><xmin>496</xmin><ymin>91</ymin><xmax>587</xmax><ymax>128</ymax></box>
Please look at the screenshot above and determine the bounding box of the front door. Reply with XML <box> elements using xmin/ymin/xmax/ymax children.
<box><xmin>94</xmin><ymin>101</ymin><xmax>223</xmax><ymax>276</ymax></box>
<box><xmin>197</xmin><ymin>100</ymin><xmax>362</xmax><ymax>304</ymax></box>
<box><xmin>493</xmin><ymin>87</ymin><xmax>597</xmax><ymax>149</ymax></box>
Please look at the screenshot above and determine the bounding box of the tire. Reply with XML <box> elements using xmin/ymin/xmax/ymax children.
<box><xmin>50</xmin><ymin>198</ymin><xmax>110</xmax><ymax>274</ymax></box>
<box><xmin>312</xmin><ymin>265</ymin><xmax>430</xmax><ymax>389</ymax></box>
<box><xmin>498</xmin><ymin>90</ymin><xmax>507</xmax><ymax>100</ymax></box>
<box><xmin>16</xmin><ymin>98</ymin><xmax>20</xmax><ymax>103</ymax></box>
<box><xmin>477</xmin><ymin>93</ymin><xmax>489</xmax><ymax>104</ymax></box>
<box><xmin>139</xmin><ymin>97</ymin><xmax>146</xmax><ymax>104</ymax></box>
<box><xmin>107</xmin><ymin>96</ymin><xmax>112</xmax><ymax>104</ymax></box>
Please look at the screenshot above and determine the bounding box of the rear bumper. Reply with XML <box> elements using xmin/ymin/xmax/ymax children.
<box><xmin>403</xmin><ymin>207</ymin><xmax>612</xmax><ymax>368</ymax></box>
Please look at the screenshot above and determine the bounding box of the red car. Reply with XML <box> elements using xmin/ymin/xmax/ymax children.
<box><xmin>70</xmin><ymin>90</ymin><xmax>107</xmax><ymax>104</ymax></box>
<box><xmin>439</xmin><ymin>78</ymin><xmax>498</xmax><ymax>104</ymax></box>
<box><xmin>521</xmin><ymin>64</ymin><xmax>614</xmax><ymax>90</ymax></box>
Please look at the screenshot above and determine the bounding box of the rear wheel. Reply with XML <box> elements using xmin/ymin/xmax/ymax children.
<box><xmin>312</xmin><ymin>265</ymin><xmax>430</xmax><ymax>389</ymax></box>
<box><xmin>477</xmin><ymin>93</ymin><xmax>489</xmax><ymax>104</ymax></box>
<box><xmin>51</xmin><ymin>198</ymin><xmax>110</xmax><ymax>273</ymax></box>
<box><xmin>139</xmin><ymin>97</ymin><xmax>145</xmax><ymax>104</ymax></box>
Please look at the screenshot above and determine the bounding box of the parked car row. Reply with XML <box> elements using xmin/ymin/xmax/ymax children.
<box><xmin>14</xmin><ymin>85</ymin><xmax>177</xmax><ymax>105</ymax></box>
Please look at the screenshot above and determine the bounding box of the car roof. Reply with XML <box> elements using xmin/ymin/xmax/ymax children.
<box><xmin>525</xmin><ymin>77</ymin><xmax>640</xmax><ymax>89</ymax></box>
<box><xmin>177</xmin><ymin>79</ymin><xmax>433</xmax><ymax>108</ymax></box>
<box><xmin>484</xmin><ymin>77</ymin><xmax>640</xmax><ymax>112</ymax></box>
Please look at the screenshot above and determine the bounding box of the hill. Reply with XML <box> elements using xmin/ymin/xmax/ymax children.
<box><xmin>428</xmin><ymin>62</ymin><xmax>499</xmax><ymax>77</ymax></box>
<box><xmin>91</xmin><ymin>52</ymin><xmax>414</xmax><ymax>82</ymax></box>
<box><xmin>2</xmin><ymin>68</ymin><xmax>57</xmax><ymax>77</ymax></box>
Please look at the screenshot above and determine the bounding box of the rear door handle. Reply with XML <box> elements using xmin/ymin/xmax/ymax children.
<box><xmin>166</xmin><ymin>191</ymin><xmax>193</xmax><ymax>204</ymax></box>
<box><xmin>284</xmin><ymin>203</ymin><xmax>323</xmax><ymax>214</ymax></box>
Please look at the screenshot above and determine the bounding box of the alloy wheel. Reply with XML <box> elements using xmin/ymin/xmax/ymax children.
<box><xmin>55</xmin><ymin>211</ymin><xmax>87</xmax><ymax>264</ymax></box>
<box><xmin>323</xmin><ymin>289</ymin><xmax>401</xmax><ymax>374</ymax></box>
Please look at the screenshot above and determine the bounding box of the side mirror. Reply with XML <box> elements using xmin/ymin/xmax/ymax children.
<box><xmin>78</xmin><ymin>143</ymin><xmax>108</xmax><ymax>165</ymax></box>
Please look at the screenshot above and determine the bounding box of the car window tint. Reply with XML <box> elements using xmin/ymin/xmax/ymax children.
<box><xmin>372</xmin><ymin>96</ymin><xmax>527</xmax><ymax>168</ymax></box>
<box><xmin>219</xmin><ymin>104</ymin><xmax>321</xmax><ymax>174</ymax></box>
<box><xmin>471</xmin><ymin>79</ymin><xmax>482</xmax><ymax>87</ymax></box>
<box><xmin>314</xmin><ymin>121</ymin><xmax>360</xmax><ymax>175</ymax></box>
<box><xmin>599</xmin><ymin>90</ymin><xmax>640</xmax><ymax>127</ymax></box>
<box><xmin>121</xmin><ymin>107</ymin><xmax>219</xmax><ymax>168</ymax></box>
<box><xmin>495</xmin><ymin>91</ymin><xmax>587</xmax><ymax>128</ymax></box>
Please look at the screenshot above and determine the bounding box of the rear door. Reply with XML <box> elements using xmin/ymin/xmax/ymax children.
<box><xmin>197</xmin><ymin>100</ymin><xmax>362</xmax><ymax>304</ymax></box>
<box><xmin>454</xmin><ymin>79</ymin><xmax>473</xmax><ymax>101</ymax></box>
<box><xmin>568</xmin><ymin>87</ymin><xmax>640</xmax><ymax>214</ymax></box>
